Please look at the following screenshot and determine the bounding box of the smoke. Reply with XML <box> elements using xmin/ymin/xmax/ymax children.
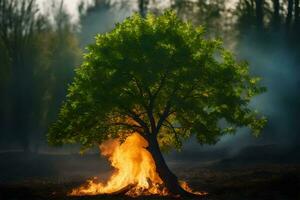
<box><xmin>237</xmin><ymin>33</ymin><xmax>299</xmax><ymax>144</ymax></box>
<box><xmin>37</xmin><ymin>0</ymin><xmax>94</xmax><ymax>23</ymax></box>
<box><xmin>2</xmin><ymin>1</ymin><xmax>299</xmax><ymax>160</ymax></box>
<box><xmin>79</xmin><ymin>3</ymin><xmax>131</xmax><ymax>47</ymax></box>
<box><xmin>178</xmin><ymin>32</ymin><xmax>300</xmax><ymax>158</ymax></box>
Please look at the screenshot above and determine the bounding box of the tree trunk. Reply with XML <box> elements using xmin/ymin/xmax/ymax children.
<box><xmin>294</xmin><ymin>0</ymin><xmax>300</xmax><ymax>29</ymax></box>
<box><xmin>272</xmin><ymin>0</ymin><xmax>280</xmax><ymax>29</ymax></box>
<box><xmin>286</xmin><ymin>0</ymin><xmax>294</xmax><ymax>30</ymax></box>
<box><xmin>255</xmin><ymin>0</ymin><xmax>264</xmax><ymax>29</ymax></box>
<box><xmin>138</xmin><ymin>0</ymin><xmax>149</xmax><ymax>17</ymax></box>
<box><xmin>146</xmin><ymin>136</ymin><xmax>192</xmax><ymax>196</ymax></box>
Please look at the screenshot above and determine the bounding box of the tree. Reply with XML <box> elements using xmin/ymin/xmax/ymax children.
<box><xmin>272</xmin><ymin>0</ymin><xmax>280</xmax><ymax>29</ymax></box>
<box><xmin>0</xmin><ymin>0</ymin><xmax>81</xmax><ymax>151</ymax></box>
<box><xmin>32</xmin><ymin>1</ymin><xmax>81</xmax><ymax>150</ymax></box>
<box><xmin>138</xmin><ymin>0</ymin><xmax>149</xmax><ymax>17</ymax></box>
<box><xmin>286</xmin><ymin>0</ymin><xmax>294</xmax><ymax>29</ymax></box>
<box><xmin>48</xmin><ymin>11</ymin><xmax>266</xmax><ymax>196</ymax></box>
<box><xmin>255</xmin><ymin>0</ymin><xmax>264</xmax><ymax>29</ymax></box>
<box><xmin>171</xmin><ymin>0</ymin><xmax>226</xmax><ymax>36</ymax></box>
<box><xmin>235</xmin><ymin>0</ymin><xmax>271</xmax><ymax>33</ymax></box>
<box><xmin>0</xmin><ymin>0</ymin><xmax>46</xmax><ymax>151</ymax></box>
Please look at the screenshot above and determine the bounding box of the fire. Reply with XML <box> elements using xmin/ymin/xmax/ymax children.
<box><xmin>70</xmin><ymin>132</ymin><xmax>206</xmax><ymax>196</ymax></box>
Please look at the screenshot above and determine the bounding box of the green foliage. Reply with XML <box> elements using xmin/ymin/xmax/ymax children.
<box><xmin>48</xmin><ymin>11</ymin><xmax>266</xmax><ymax>150</ymax></box>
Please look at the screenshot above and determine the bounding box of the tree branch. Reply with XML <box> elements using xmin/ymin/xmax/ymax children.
<box><xmin>121</xmin><ymin>108</ymin><xmax>150</xmax><ymax>135</ymax></box>
<box><xmin>109</xmin><ymin>122</ymin><xmax>143</xmax><ymax>133</ymax></box>
<box><xmin>156</xmin><ymin>102</ymin><xmax>171</xmax><ymax>134</ymax></box>
<box><xmin>155</xmin><ymin>85</ymin><xmax>179</xmax><ymax>133</ymax></box>
<box><xmin>152</xmin><ymin>72</ymin><xmax>167</xmax><ymax>100</ymax></box>
<box><xmin>163</xmin><ymin>119</ymin><xmax>180</xmax><ymax>144</ymax></box>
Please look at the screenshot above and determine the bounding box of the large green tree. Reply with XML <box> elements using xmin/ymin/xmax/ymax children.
<box><xmin>48</xmin><ymin>11</ymin><xmax>266</xmax><ymax>196</ymax></box>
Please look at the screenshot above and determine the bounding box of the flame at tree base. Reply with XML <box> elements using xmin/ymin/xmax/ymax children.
<box><xmin>70</xmin><ymin>133</ymin><xmax>207</xmax><ymax>197</ymax></box>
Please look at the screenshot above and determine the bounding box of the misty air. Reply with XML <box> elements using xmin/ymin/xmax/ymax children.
<box><xmin>0</xmin><ymin>0</ymin><xmax>299</xmax><ymax>200</ymax></box>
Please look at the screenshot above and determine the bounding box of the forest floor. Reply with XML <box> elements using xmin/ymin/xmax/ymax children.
<box><xmin>0</xmin><ymin>145</ymin><xmax>300</xmax><ymax>200</ymax></box>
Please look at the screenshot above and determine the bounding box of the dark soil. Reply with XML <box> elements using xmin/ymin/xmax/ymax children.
<box><xmin>0</xmin><ymin>149</ymin><xmax>299</xmax><ymax>200</ymax></box>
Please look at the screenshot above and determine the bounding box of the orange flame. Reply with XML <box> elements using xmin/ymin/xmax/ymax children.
<box><xmin>70</xmin><ymin>132</ymin><xmax>206</xmax><ymax>196</ymax></box>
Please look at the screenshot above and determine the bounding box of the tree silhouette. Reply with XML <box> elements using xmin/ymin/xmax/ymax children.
<box><xmin>0</xmin><ymin>0</ymin><xmax>80</xmax><ymax>151</ymax></box>
<box><xmin>138</xmin><ymin>0</ymin><xmax>149</xmax><ymax>17</ymax></box>
<box><xmin>171</xmin><ymin>0</ymin><xmax>226</xmax><ymax>35</ymax></box>
<box><xmin>295</xmin><ymin>0</ymin><xmax>300</xmax><ymax>27</ymax></box>
<box><xmin>272</xmin><ymin>0</ymin><xmax>280</xmax><ymax>29</ymax></box>
<box><xmin>33</xmin><ymin>1</ymin><xmax>81</xmax><ymax>150</ymax></box>
<box><xmin>48</xmin><ymin>12</ymin><xmax>266</xmax><ymax>195</ymax></box>
<box><xmin>0</xmin><ymin>0</ymin><xmax>46</xmax><ymax>151</ymax></box>
<box><xmin>286</xmin><ymin>0</ymin><xmax>294</xmax><ymax>29</ymax></box>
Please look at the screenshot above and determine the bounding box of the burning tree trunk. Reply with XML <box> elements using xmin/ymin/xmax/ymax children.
<box><xmin>70</xmin><ymin>132</ymin><xmax>203</xmax><ymax>197</ymax></box>
<box><xmin>146</xmin><ymin>135</ymin><xmax>191</xmax><ymax>196</ymax></box>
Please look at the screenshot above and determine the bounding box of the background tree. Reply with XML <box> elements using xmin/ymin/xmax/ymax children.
<box><xmin>235</xmin><ymin>0</ymin><xmax>269</xmax><ymax>35</ymax></box>
<box><xmin>295</xmin><ymin>0</ymin><xmax>300</xmax><ymax>27</ymax></box>
<box><xmin>171</xmin><ymin>0</ymin><xmax>226</xmax><ymax>36</ymax></box>
<box><xmin>286</xmin><ymin>0</ymin><xmax>294</xmax><ymax>30</ymax></box>
<box><xmin>32</xmin><ymin>1</ymin><xmax>81</xmax><ymax>150</ymax></box>
<box><xmin>0</xmin><ymin>0</ymin><xmax>46</xmax><ymax>151</ymax></box>
<box><xmin>272</xmin><ymin>0</ymin><xmax>281</xmax><ymax>29</ymax></box>
<box><xmin>48</xmin><ymin>12</ymin><xmax>266</xmax><ymax>195</ymax></box>
<box><xmin>138</xmin><ymin>0</ymin><xmax>149</xmax><ymax>17</ymax></box>
<box><xmin>0</xmin><ymin>0</ymin><xmax>80</xmax><ymax>152</ymax></box>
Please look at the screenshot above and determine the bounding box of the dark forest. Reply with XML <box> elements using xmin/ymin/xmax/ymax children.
<box><xmin>0</xmin><ymin>0</ymin><xmax>299</xmax><ymax>199</ymax></box>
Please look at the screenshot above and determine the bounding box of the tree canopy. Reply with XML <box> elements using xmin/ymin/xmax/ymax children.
<box><xmin>48</xmin><ymin>11</ymin><xmax>266</xmax><ymax>150</ymax></box>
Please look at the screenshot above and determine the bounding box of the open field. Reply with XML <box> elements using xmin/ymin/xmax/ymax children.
<box><xmin>0</xmin><ymin>146</ymin><xmax>299</xmax><ymax>200</ymax></box>
<box><xmin>1</xmin><ymin>164</ymin><xmax>299</xmax><ymax>200</ymax></box>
